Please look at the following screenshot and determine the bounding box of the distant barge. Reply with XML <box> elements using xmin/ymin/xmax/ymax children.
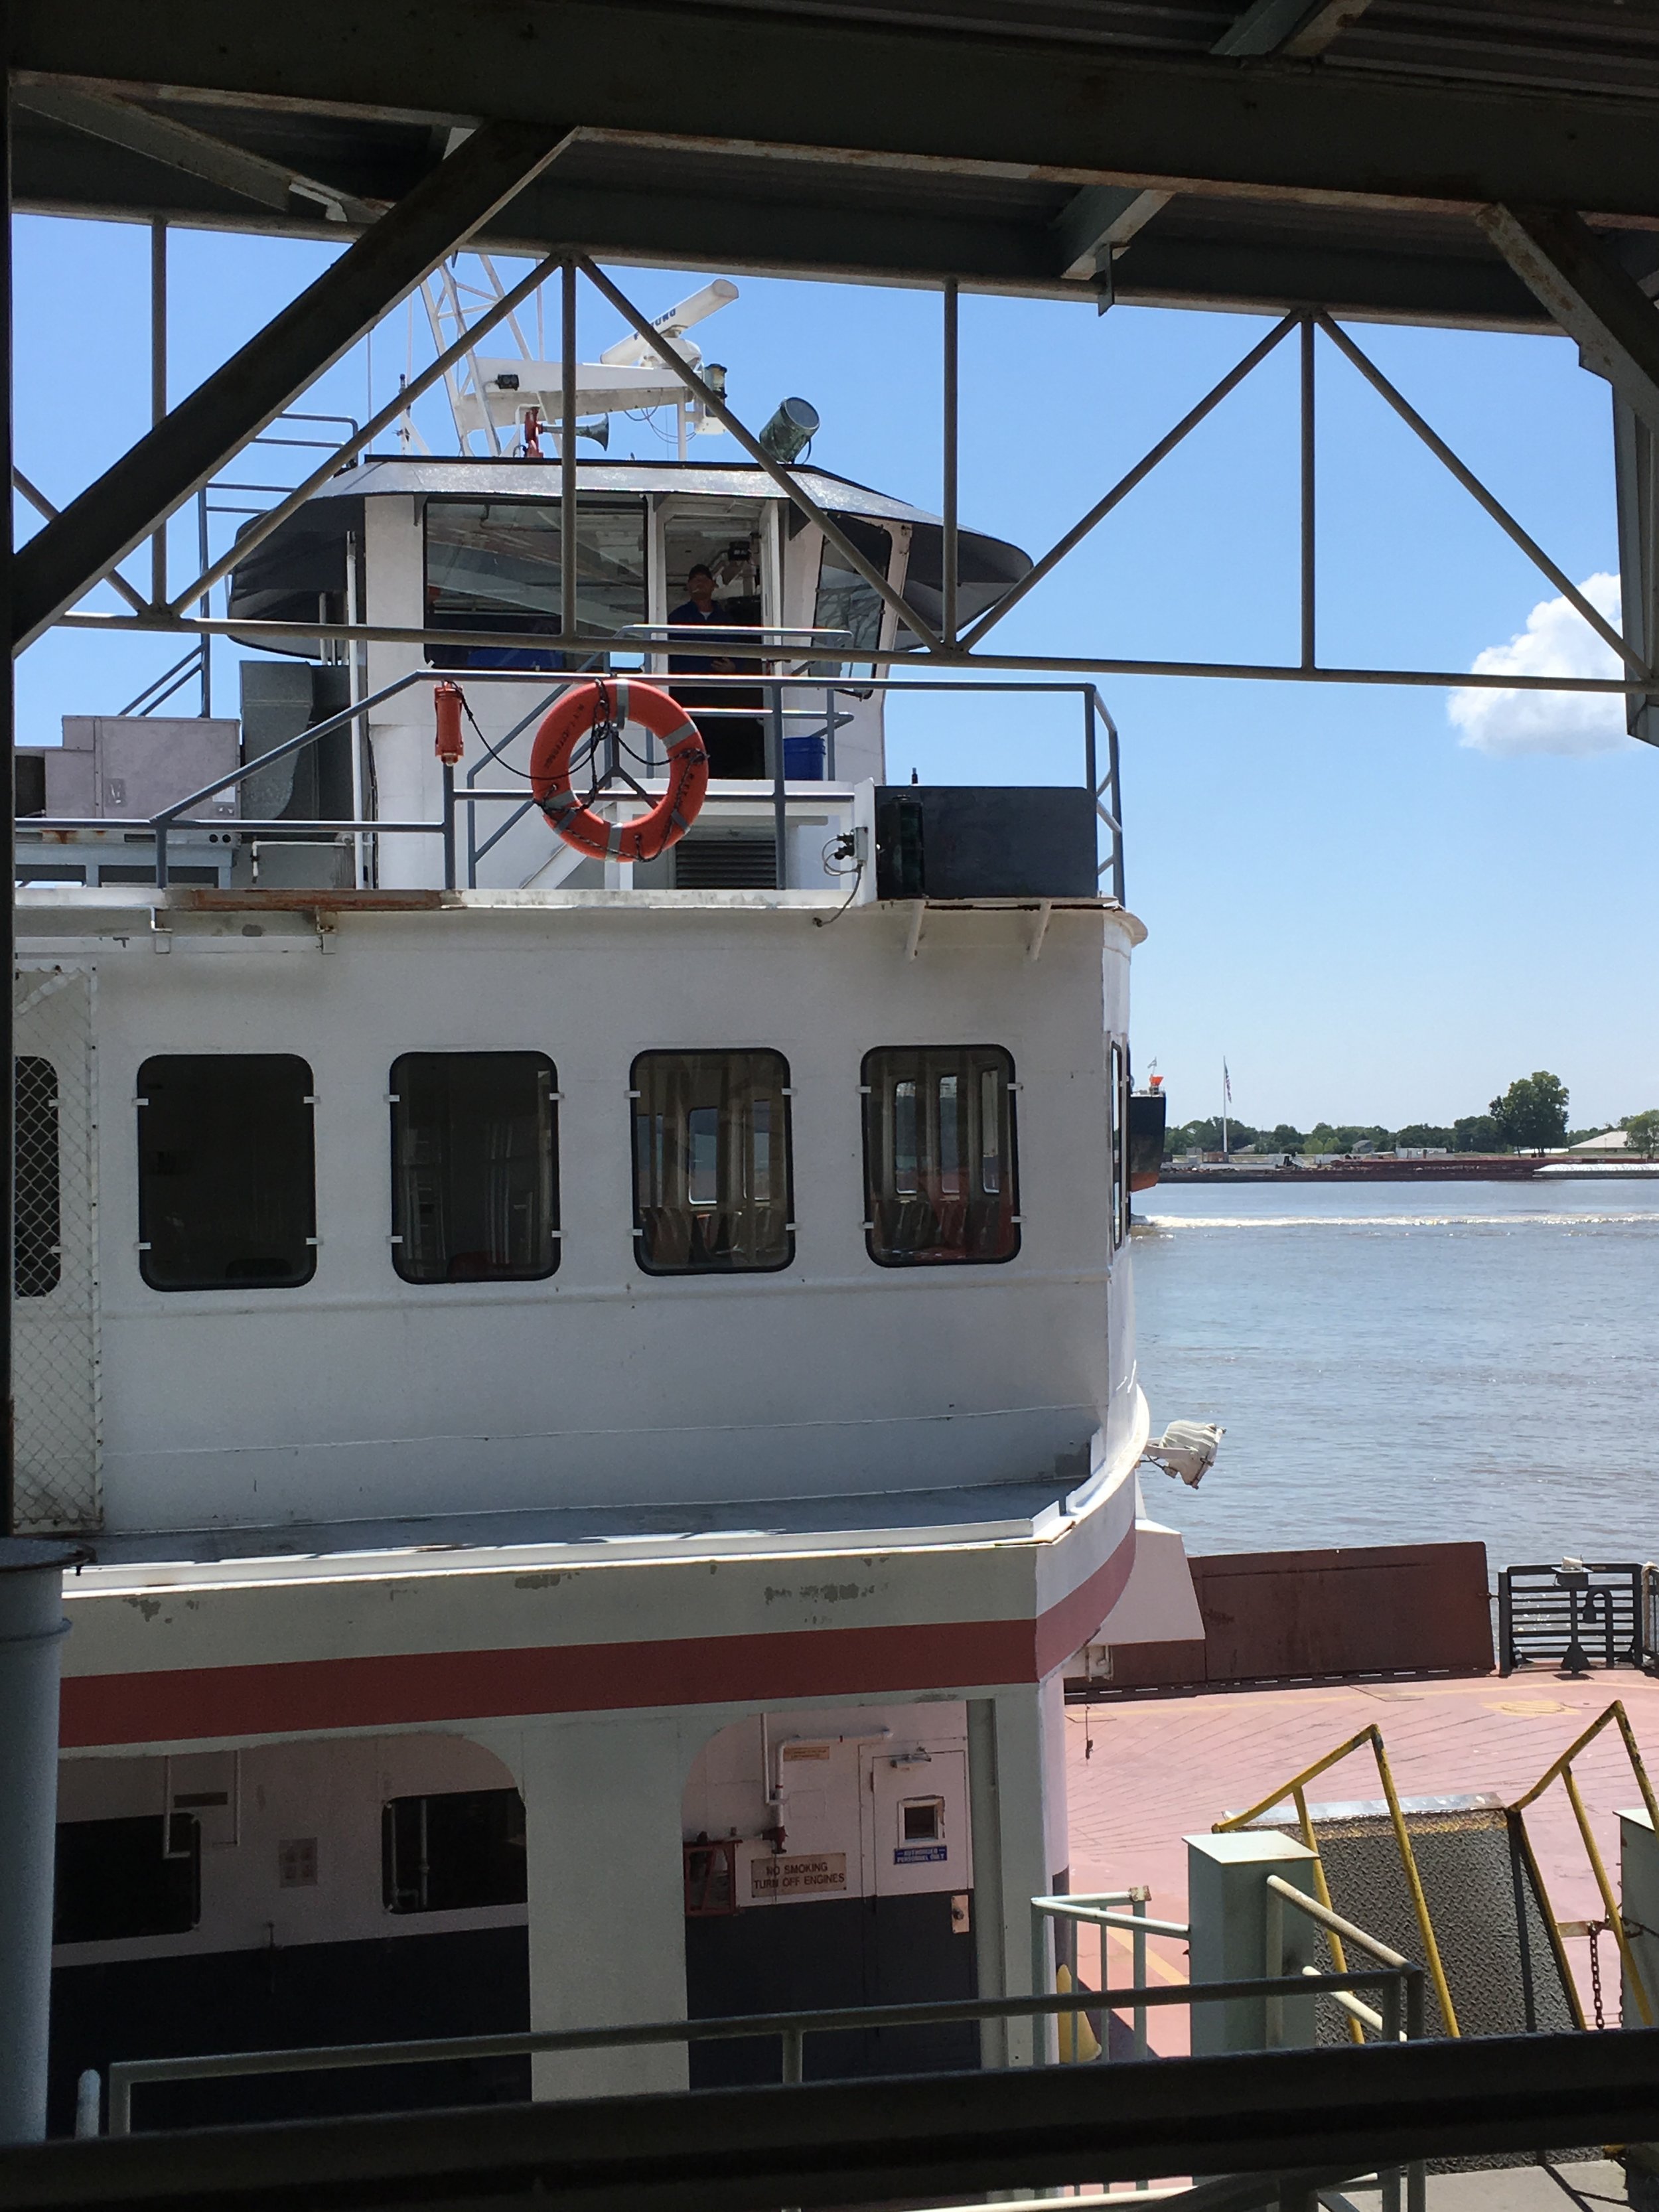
<box><xmin>1159</xmin><ymin>1156</ymin><xmax>1656</xmax><ymax>1184</ymax></box>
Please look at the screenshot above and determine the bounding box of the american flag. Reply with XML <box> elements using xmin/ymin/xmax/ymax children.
<box><xmin>1223</xmin><ymin>1059</ymin><xmax>1232</xmax><ymax>1106</ymax></box>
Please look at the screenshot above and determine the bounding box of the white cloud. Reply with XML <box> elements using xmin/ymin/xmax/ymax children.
<box><xmin>1449</xmin><ymin>572</ymin><xmax>1630</xmax><ymax>758</ymax></box>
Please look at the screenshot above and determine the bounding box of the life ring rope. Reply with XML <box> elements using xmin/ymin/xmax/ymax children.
<box><xmin>529</xmin><ymin>677</ymin><xmax>709</xmax><ymax>864</ymax></box>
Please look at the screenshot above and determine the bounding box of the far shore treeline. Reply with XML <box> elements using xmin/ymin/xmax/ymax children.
<box><xmin>1169</xmin><ymin>1072</ymin><xmax>1659</xmax><ymax>1159</ymax></box>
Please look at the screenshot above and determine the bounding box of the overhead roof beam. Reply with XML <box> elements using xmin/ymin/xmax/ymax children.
<box><xmin>1211</xmin><ymin>0</ymin><xmax>1374</xmax><ymax>60</ymax></box>
<box><xmin>14</xmin><ymin>83</ymin><xmax>387</xmax><ymax>226</ymax></box>
<box><xmin>12</xmin><ymin>119</ymin><xmax>567</xmax><ymax>651</ymax></box>
<box><xmin>1477</xmin><ymin>206</ymin><xmax>1659</xmax><ymax>437</ymax></box>
<box><xmin>15</xmin><ymin>0</ymin><xmax>1659</xmax><ymax>225</ymax></box>
<box><xmin>1053</xmin><ymin>0</ymin><xmax>1377</xmax><ymax>285</ymax></box>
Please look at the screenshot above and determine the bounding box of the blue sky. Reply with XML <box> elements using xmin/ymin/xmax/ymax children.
<box><xmin>15</xmin><ymin>215</ymin><xmax>1656</xmax><ymax>1132</ymax></box>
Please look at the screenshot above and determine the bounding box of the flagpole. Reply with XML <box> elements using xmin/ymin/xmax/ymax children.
<box><xmin>1222</xmin><ymin>1060</ymin><xmax>1230</xmax><ymax>1157</ymax></box>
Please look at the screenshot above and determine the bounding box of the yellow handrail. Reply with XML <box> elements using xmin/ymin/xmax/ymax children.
<box><xmin>1509</xmin><ymin>1698</ymin><xmax>1658</xmax><ymax>2029</ymax></box>
<box><xmin>1216</xmin><ymin>1723</ymin><xmax>1460</xmax><ymax>2037</ymax></box>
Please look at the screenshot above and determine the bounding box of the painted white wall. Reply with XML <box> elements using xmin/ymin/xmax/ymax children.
<box><xmin>684</xmin><ymin>1703</ymin><xmax>972</xmax><ymax>1907</ymax></box>
<box><xmin>54</xmin><ymin>1732</ymin><xmax>522</xmax><ymax>1970</ymax></box>
<box><xmin>53</xmin><ymin>895</ymin><xmax>1138</xmax><ymax>1531</ymax></box>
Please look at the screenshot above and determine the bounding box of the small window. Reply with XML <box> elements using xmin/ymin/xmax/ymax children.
<box><xmin>902</xmin><ymin>1799</ymin><xmax>943</xmax><ymax>1843</ymax></box>
<box><xmin>54</xmin><ymin>1814</ymin><xmax>200</xmax><ymax>1944</ymax></box>
<box><xmin>390</xmin><ymin>1053</ymin><xmax>559</xmax><ymax>1284</ymax></box>
<box><xmin>382</xmin><ymin>1787</ymin><xmax>528</xmax><ymax>1915</ymax></box>
<box><xmin>15</xmin><ymin>1055</ymin><xmax>60</xmax><ymax>1297</ymax></box>
<box><xmin>863</xmin><ymin>1046</ymin><xmax>1018</xmax><ymax>1266</ymax></box>
<box><xmin>631</xmin><ymin>1051</ymin><xmax>793</xmax><ymax>1274</ymax></box>
<box><xmin>137</xmin><ymin>1055</ymin><xmax>316</xmax><ymax>1291</ymax></box>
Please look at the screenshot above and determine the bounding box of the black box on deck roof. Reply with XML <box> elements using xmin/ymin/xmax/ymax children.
<box><xmin>873</xmin><ymin>784</ymin><xmax>1098</xmax><ymax>901</ymax></box>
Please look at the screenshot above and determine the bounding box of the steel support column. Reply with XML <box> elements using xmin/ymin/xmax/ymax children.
<box><xmin>12</xmin><ymin>119</ymin><xmax>568</xmax><ymax>648</ymax></box>
<box><xmin>1614</xmin><ymin>394</ymin><xmax>1659</xmax><ymax>746</ymax></box>
<box><xmin>1</xmin><ymin>68</ymin><xmax>13</xmax><ymax>1539</ymax></box>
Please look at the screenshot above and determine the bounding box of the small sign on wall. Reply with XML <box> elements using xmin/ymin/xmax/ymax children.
<box><xmin>751</xmin><ymin>1852</ymin><xmax>847</xmax><ymax>1898</ymax></box>
<box><xmin>894</xmin><ymin>1844</ymin><xmax>948</xmax><ymax>1864</ymax></box>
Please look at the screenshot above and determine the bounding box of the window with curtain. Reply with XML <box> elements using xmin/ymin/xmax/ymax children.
<box><xmin>137</xmin><ymin>1055</ymin><xmax>316</xmax><ymax>1290</ymax></box>
<box><xmin>390</xmin><ymin>1053</ymin><xmax>559</xmax><ymax>1284</ymax></box>
<box><xmin>862</xmin><ymin>1045</ymin><xmax>1018</xmax><ymax>1265</ymax></box>
<box><xmin>631</xmin><ymin>1050</ymin><xmax>793</xmax><ymax>1274</ymax></box>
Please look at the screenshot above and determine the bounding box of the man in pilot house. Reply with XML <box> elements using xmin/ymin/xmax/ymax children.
<box><xmin>666</xmin><ymin>562</ymin><xmax>763</xmax><ymax>776</ymax></box>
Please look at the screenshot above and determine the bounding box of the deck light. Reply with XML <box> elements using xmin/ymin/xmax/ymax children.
<box><xmin>758</xmin><ymin>398</ymin><xmax>820</xmax><ymax>464</ymax></box>
<box><xmin>1141</xmin><ymin>1420</ymin><xmax>1224</xmax><ymax>1489</ymax></box>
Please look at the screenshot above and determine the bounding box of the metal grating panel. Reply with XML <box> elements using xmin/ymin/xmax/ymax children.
<box><xmin>13</xmin><ymin>962</ymin><xmax>101</xmax><ymax>1532</ymax></box>
<box><xmin>674</xmin><ymin>836</ymin><xmax>778</xmax><ymax>890</ymax></box>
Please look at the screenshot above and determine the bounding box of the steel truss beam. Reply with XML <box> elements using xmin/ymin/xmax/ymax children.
<box><xmin>11</xmin><ymin>121</ymin><xmax>568</xmax><ymax>650</ymax></box>
<box><xmin>14</xmin><ymin>82</ymin><xmax>386</xmax><ymax>226</ymax></box>
<box><xmin>579</xmin><ymin>258</ymin><xmax>942</xmax><ymax>653</ymax></box>
<box><xmin>4</xmin><ymin>2029</ymin><xmax>1659</xmax><ymax>2212</ymax></box>
<box><xmin>15</xmin><ymin>0</ymin><xmax>1659</xmax><ymax>226</ymax></box>
<box><xmin>54</xmin><ymin>611</ymin><xmax>1646</xmax><ymax>701</ymax></box>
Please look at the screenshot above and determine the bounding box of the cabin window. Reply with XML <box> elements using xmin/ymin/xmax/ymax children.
<box><xmin>15</xmin><ymin>1055</ymin><xmax>60</xmax><ymax>1297</ymax></box>
<box><xmin>810</xmin><ymin>517</ymin><xmax>891</xmax><ymax>678</ymax></box>
<box><xmin>862</xmin><ymin>1046</ymin><xmax>1018</xmax><ymax>1266</ymax></box>
<box><xmin>54</xmin><ymin>1814</ymin><xmax>200</xmax><ymax>1944</ymax></box>
<box><xmin>423</xmin><ymin>496</ymin><xmax>647</xmax><ymax>669</ymax></box>
<box><xmin>390</xmin><ymin>1053</ymin><xmax>559</xmax><ymax>1284</ymax></box>
<box><xmin>631</xmin><ymin>1050</ymin><xmax>793</xmax><ymax>1274</ymax></box>
<box><xmin>1109</xmin><ymin>1039</ymin><xmax>1127</xmax><ymax>1250</ymax></box>
<box><xmin>136</xmin><ymin>1055</ymin><xmax>317</xmax><ymax>1291</ymax></box>
<box><xmin>382</xmin><ymin>1788</ymin><xmax>528</xmax><ymax>1914</ymax></box>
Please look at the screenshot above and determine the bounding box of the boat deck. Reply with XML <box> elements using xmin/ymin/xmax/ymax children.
<box><xmin>1065</xmin><ymin>1665</ymin><xmax>1659</xmax><ymax>2045</ymax></box>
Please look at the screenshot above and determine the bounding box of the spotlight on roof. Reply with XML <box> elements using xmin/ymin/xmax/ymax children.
<box><xmin>758</xmin><ymin>398</ymin><xmax>820</xmax><ymax>465</ymax></box>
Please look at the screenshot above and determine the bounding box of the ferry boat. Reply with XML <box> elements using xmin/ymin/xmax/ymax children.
<box><xmin>12</xmin><ymin>271</ymin><xmax>1201</xmax><ymax>2131</ymax></box>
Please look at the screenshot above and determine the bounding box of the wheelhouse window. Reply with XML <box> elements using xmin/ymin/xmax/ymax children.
<box><xmin>863</xmin><ymin>1046</ymin><xmax>1018</xmax><ymax>1266</ymax></box>
<box><xmin>390</xmin><ymin>1053</ymin><xmax>559</xmax><ymax>1284</ymax></box>
<box><xmin>382</xmin><ymin>1788</ymin><xmax>527</xmax><ymax>1915</ymax></box>
<box><xmin>631</xmin><ymin>1050</ymin><xmax>793</xmax><ymax>1274</ymax></box>
<box><xmin>15</xmin><ymin>1055</ymin><xmax>60</xmax><ymax>1297</ymax></box>
<box><xmin>810</xmin><ymin>517</ymin><xmax>891</xmax><ymax>679</ymax></box>
<box><xmin>137</xmin><ymin>1055</ymin><xmax>316</xmax><ymax>1290</ymax></box>
<box><xmin>424</xmin><ymin>496</ymin><xmax>647</xmax><ymax>669</ymax></box>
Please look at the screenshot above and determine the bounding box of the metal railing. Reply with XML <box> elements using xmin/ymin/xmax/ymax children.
<box><xmin>1509</xmin><ymin>1697</ymin><xmax>1659</xmax><ymax>2029</ymax></box>
<box><xmin>93</xmin><ymin>1964</ymin><xmax>1424</xmax><ymax>2138</ymax></box>
<box><xmin>1031</xmin><ymin>1887</ymin><xmax>1189</xmax><ymax>2062</ymax></box>
<box><xmin>1499</xmin><ymin>1561</ymin><xmax>1646</xmax><ymax>1676</ymax></box>
<box><xmin>19</xmin><ymin>667</ymin><xmax>1126</xmax><ymax>903</ymax></box>
<box><xmin>1214</xmin><ymin>1724</ymin><xmax>1460</xmax><ymax>2041</ymax></box>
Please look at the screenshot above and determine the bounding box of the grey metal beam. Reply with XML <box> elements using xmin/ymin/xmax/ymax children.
<box><xmin>1054</xmin><ymin>0</ymin><xmax>1378</xmax><ymax>285</ymax></box>
<box><xmin>15</xmin><ymin>0</ymin><xmax>1659</xmax><ymax>224</ymax></box>
<box><xmin>9</xmin><ymin>146</ymin><xmax>1556</xmax><ymax>331</ymax></box>
<box><xmin>1212</xmin><ymin>0</ymin><xmax>1375</xmax><ymax>60</ymax></box>
<box><xmin>1477</xmin><ymin>205</ymin><xmax>1659</xmax><ymax>436</ymax></box>
<box><xmin>13</xmin><ymin>84</ymin><xmax>386</xmax><ymax>226</ymax></box>
<box><xmin>5</xmin><ymin>2029</ymin><xmax>1659</xmax><ymax>2212</ymax></box>
<box><xmin>11</xmin><ymin>121</ymin><xmax>567</xmax><ymax>650</ymax></box>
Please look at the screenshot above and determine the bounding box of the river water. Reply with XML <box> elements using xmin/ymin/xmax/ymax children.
<box><xmin>1130</xmin><ymin>1176</ymin><xmax>1659</xmax><ymax>1569</ymax></box>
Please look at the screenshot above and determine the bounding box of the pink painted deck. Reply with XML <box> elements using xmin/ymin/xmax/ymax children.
<box><xmin>1063</xmin><ymin>1667</ymin><xmax>1659</xmax><ymax>2049</ymax></box>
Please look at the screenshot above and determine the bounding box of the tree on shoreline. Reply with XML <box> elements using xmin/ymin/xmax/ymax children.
<box><xmin>1490</xmin><ymin>1071</ymin><xmax>1569</xmax><ymax>1153</ymax></box>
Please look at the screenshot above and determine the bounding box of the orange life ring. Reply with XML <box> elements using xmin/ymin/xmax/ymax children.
<box><xmin>529</xmin><ymin>678</ymin><xmax>709</xmax><ymax>863</ymax></box>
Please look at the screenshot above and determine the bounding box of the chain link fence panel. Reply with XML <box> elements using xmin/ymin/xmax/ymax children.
<box><xmin>14</xmin><ymin>962</ymin><xmax>100</xmax><ymax>1531</ymax></box>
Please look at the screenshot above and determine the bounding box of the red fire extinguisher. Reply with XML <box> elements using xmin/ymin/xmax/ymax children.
<box><xmin>434</xmin><ymin>681</ymin><xmax>466</xmax><ymax>766</ymax></box>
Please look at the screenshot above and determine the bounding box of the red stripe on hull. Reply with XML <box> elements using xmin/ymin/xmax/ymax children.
<box><xmin>61</xmin><ymin>1529</ymin><xmax>1135</xmax><ymax>1748</ymax></box>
